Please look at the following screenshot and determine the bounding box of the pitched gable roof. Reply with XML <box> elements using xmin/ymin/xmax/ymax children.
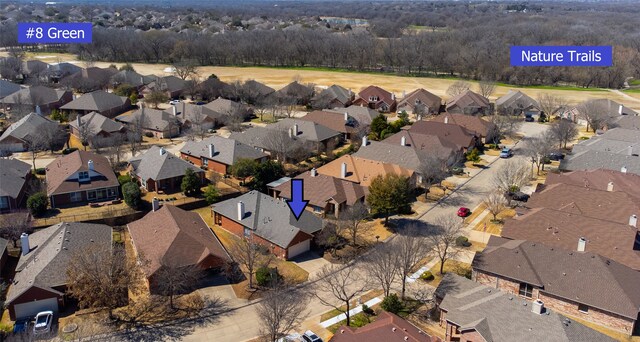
<box><xmin>430</xmin><ymin>113</ymin><xmax>495</xmax><ymax>138</ymax></box>
<box><xmin>146</xmin><ymin>76</ymin><xmax>186</xmax><ymax>93</ymax></box>
<box><xmin>213</xmin><ymin>191</ymin><xmax>323</xmax><ymax>248</ymax></box>
<box><xmin>495</xmin><ymin>90</ymin><xmax>540</xmax><ymax>111</ymax></box>
<box><xmin>129</xmin><ymin>146</ymin><xmax>203</xmax><ymax>182</ymax></box>
<box><xmin>316</xmin><ymin>155</ymin><xmax>414</xmax><ymax>187</ymax></box>
<box><xmin>116</xmin><ymin>107</ymin><xmax>180</xmax><ymax>132</ymax></box>
<box><xmin>474</xmin><ymin>236</ymin><xmax>640</xmax><ymax>320</ymax></box>
<box><xmin>127</xmin><ymin>205</ymin><xmax>231</xmax><ymax>277</ymax></box>
<box><xmin>313</xmin><ymin>84</ymin><xmax>352</xmax><ymax>106</ymax></box>
<box><xmin>560</xmin><ymin>150</ymin><xmax>640</xmax><ymax>175</ymax></box>
<box><xmin>382</xmin><ymin>130</ymin><xmax>458</xmax><ymax>160</ymax></box>
<box><xmin>611</xmin><ymin>114</ymin><xmax>640</xmax><ymax>131</ymax></box>
<box><xmin>204</xmin><ymin>98</ymin><xmax>250</xmax><ymax>116</ymax></box>
<box><xmin>276</xmin><ymin>81</ymin><xmax>314</xmax><ymax>98</ymax></box>
<box><xmin>271</xmin><ymin>118</ymin><xmax>341</xmax><ymax>142</ymax></box>
<box><xmin>397</xmin><ymin>88</ymin><xmax>442</xmax><ymax>112</ymax></box>
<box><xmin>408</xmin><ymin>120</ymin><xmax>476</xmax><ymax>149</ymax></box>
<box><xmin>2</xmin><ymin>86</ymin><xmax>70</xmax><ymax>105</ymax></box>
<box><xmin>45</xmin><ymin>150</ymin><xmax>119</xmax><ymax>195</ymax></box>
<box><xmin>354</xmin><ymin>139</ymin><xmax>452</xmax><ymax>171</ymax></box>
<box><xmin>445</xmin><ymin>90</ymin><xmax>490</xmax><ymax>111</ymax></box>
<box><xmin>0</xmin><ymin>113</ymin><xmax>58</xmax><ymax>144</ymax></box>
<box><xmin>0</xmin><ymin>80</ymin><xmax>22</xmax><ymax>98</ymax></box>
<box><xmin>273</xmin><ymin>170</ymin><xmax>367</xmax><ymax>208</ymax></box>
<box><xmin>544</xmin><ymin>169</ymin><xmax>640</xmax><ymax>199</ymax></box>
<box><xmin>60</xmin><ymin>90</ymin><xmax>129</xmax><ymax>112</ymax></box>
<box><xmin>7</xmin><ymin>222</ymin><xmax>112</xmax><ymax>304</ymax></box>
<box><xmin>300</xmin><ymin>110</ymin><xmax>365</xmax><ymax>135</ymax></box>
<box><xmin>0</xmin><ymin>158</ymin><xmax>31</xmax><ymax>198</ymax></box>
<box><xmin>331</xmin><ymin>311</ymin><xmax>440</xmax><ymax>342</ymax></box>
<box><xmin>110</xmin><ymin>69</ymin><xmax>154</xmax><ymax>87</ymax></box>
<box><xmin>327</xmin><ymin>105</ymin><xmax>379</xmax><ymax>126</ymax></box>
<box><xmin>243</xmin><ymin>80</ymin><xmax>275</xmax><ymax>97</ymax></box>
<box><xmin>69</xmin><ymin>111</ymin><xmax>124</xmax><ymax>135</ymax></box>
<box><xmin>501</xmin><ymin>208</ymin><xmax>640</xmax><ymax>270</ymax></box>
<box><xmin>180</xmin><ymin>136</ymin><xmax>267</xmax><ymax>166</ymax></box>
<box><xmin>437</xmin><ymin>274</ymin><xmax>616</xmax><ymax>342</ymax></box>
<box><xmin>357</xmin><ymin>85</ymin><xmax>395</xmax><ymax>106</ymax></box>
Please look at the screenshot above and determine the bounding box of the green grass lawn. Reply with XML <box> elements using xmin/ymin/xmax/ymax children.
<box><xmin>494</xmin><ymin>82</ymin><xmax>606</xmax><ymax>91</ymax></box>
<box><xmin>623</xmin><ymin>88</ymin><xmax>640</xmax><ymax>93</ymax></box>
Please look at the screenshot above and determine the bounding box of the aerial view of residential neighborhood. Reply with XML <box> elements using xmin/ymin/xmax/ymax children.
<box><xmin>0</xmin><ymin>0</ymin><xmax>639</xmax><ymax>341</ymax></box>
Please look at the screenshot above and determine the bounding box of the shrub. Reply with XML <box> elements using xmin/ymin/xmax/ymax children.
<box><xmin>204</xmin><ymin>185</ymin><xmax>219</xmax><ymax>205</ymax></box>
<box><xmin>420</xmin><ymin>271</ymin><xmax>434</xmax><ymax>281</ymax></box>
<box><xmin>255</xmin><ymin>266</ymin><xmax>280</xmax><ymax>287</ymax></box>
<box><xmin>465</xmin><ymin>148</ymin><xmax>481</xmax><ymax>162</ymax></box>
<box><xmin>35</xmin><ymin>167</ymin><xmax>46</xmax><ymax>175</ymax></box>
<box><xmin>122</xmin><ymin>182</ymin><xmax>141</xmax><ymax>209</ymax></box>
<box><xmin>456</xmin><ymin>236</ymin><xmax>472</xmax><ymax>247</ymax></box>
<box><xmin>380</xmin><ymin>294</ymin><xmax>403</xmax><ymax>314</ymax></box>
<box><xmin>62</xmin><ymin>147</ymin><xmax>78</xmax><ymax>155</ymax></box>
<box><xmin>181</xmin><ymin>168</ymin><xmax>201</xmax><ymax>196</ymax></box>
<box><xmin>362</xmin><ymin>304</ymin><xmax>375</xmax><ymax>316</ymax></box>
<box><xmin>27</xmin><ymin>192</ymin><xmax>48</xmax><ymax>217</ymax></box>
<box><xmin>118</xmin><ymin>174</ymin><xmax>132</xmax><ymax>185</ymax></box>
<box><xmin>144</xmin><ymin>132</ymin><xmax>154</xmax><ymax>138</ymax></box>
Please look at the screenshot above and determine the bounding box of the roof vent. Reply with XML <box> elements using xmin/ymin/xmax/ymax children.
<box><xmin>392</xmin><ymin>327</ymin><xmax>397</xmax><ymax>332</ymax></box>
<box><xmin>607</xmin><ymin>181</ymin><xmax>614</xmax><ymax>192</ymax></box>
<box><xmin>532</xmin><ymin>299</ymin><xmax>544</xmax><ymax>315</ymax></box>
<box><xmin>577</xmin><ymin>237</ymin><xmax>586</xmax><ymax>252</ymax></box>
<box><xmin>629</xmin><ymin>214</ymin><xmax>637</xmax><ymax>228</ymax></box>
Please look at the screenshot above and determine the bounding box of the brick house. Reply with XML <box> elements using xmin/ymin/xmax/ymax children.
<box><xmin>397</xmin><ymin>88</ymin><xmax>442</xmax><ymax>116</ymax></box>
<box><xmin>0</xmin><ymin>113</ymin><xmax>60</xmax><ymax>153</ymax></box>
<box><xmin>352</xmin><ymin>85</ymin><xmax>396</xmax><ymax>113</ymax></box>
<box><xmin>1</xmin><ymin>85</ymin><xmax>73</xmax><ymax>115</ymax></box>
<box><xmin>311</xmin><ymin>84</ymin><xmax>353</xmax><ymax>108</ymax></box>
<box><xmin>445</xmin><ymin>90</ymin><xmax>491</xmax><ymax>116</ymax></box>
<box><xmin>5</xmin><ymin>222</ymin><xmax>112</xmax><ymax>320</ymax></box>
<box><xmin>408</xmin><ymin>120</ymin><xmax>479</xmax><ymax>152</ymax></box>
<box><xmin>435</xmin><ymin>274</ymin><xmax>616</xmax><ymax>342</ymax></box>
<box><xmin>128</xmin><ymin>205</ymin><xmax>231</xmax><ymax>290</ymax></box>
<box><xmin>430</xmin><ymin>113</ymin><xmax>498</xmax><ymax>144</ymax></box>
<box><xmin>60</xmin><ymin>90</ymin><xmax>131</xmax><ymax>118</ymax></box>
<box><xmin>180</xmin><ymin>136</ymin><xmax>268</xmax><ymax>175</ymax></box>
<box><xmin>141</xmin><ymin>75</ymin><xmax>186</xmax><ymax>99</ymax></box>
<box><xmin>473</xmin><ymin>236</ymin><xmax>640</xmax><ymax>336</ymax></box>
<box><xmin>128</xmin><ymin>146</ymin><xmax>204</xmax><ymax>194</ymax></box>
<box><xmin>115</xmin><ymin>106</ymin><xmax>181</xmax><ymax>139</ymax></box>
<box><xmin>212</xmin><ymin>191</ymin><xmax>323</xmax><ymax>259</ymax></box>
<box><xmin>69</xmin><ymin>111</ymin><xmax>126</xmax><ymax>143</ymax></box>
<box><xmin>46</xmin><ymin>151</ymin><xmax>120</xmax><ymax>208</ymax></box>
<box><xmin>0</xmin><ymin>158</ymin><xmax>32</xmax><ymax>212</ymax></box>
<box><xmin>300</xmin><ymin>110</ymin><xmax>369</xmax><ymax>142</ymax></box>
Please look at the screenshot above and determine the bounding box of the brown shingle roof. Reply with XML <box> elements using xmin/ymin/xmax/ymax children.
<box><xmin>127</xmin><ymin>205</ymin><xmax>231</xmax><ymax>278</ymax></box>
<box><xmin>474</xmin><ymin>236</ymin><xmax>640</xmax><ymax>320</ymax></box>
<box><xmin>544</xmin><ymin>169</ymin><xmax>640</xmax><ymax>200</ymax></box>
<box><xmin>525</xmin><ymin>183</ymin><xmax>640</xmax><ymax>224</ymax></box>
<box><xmin>408</xmin><ymin>121</ymin><xmax>476</xmax><ymax>150</ymax></box>
<box><xmin>356</xmin><ymin>85</ymin><xmax>395</xmax><ymax>107</ymax></box>
<box><xmin>501</xmin><ymin>208</ymin><xmax>640</xmax><ymax>270</ymax></box>
<box><xmin>430</xmin><ymin>113</ymin><xmax>495</xmax><ymax>138</ymax></box>
<box><xmin>273</xmin><ymin>170</ymin><xmax>367</xmax><ymax>208</ymax></box>
<box><xmin>330</xmin><ymin>311</ymin><xmax>440</xmax><ymax>342</ymax></box>
<box><xmin>445</xmin><ymin>90</ymin><xmax>490</xmax><ymax>112</ymax></box>
<box><xmin>316</xmin><ymin>155</ymin><xmax>414</xmax><ymax>187</ymax></box>
<box><xmin>45</xmin><ymin>151</ymin><xmax>119</xmax><ymax>196</ymax></box>
<box><xmin>397</xmin><ymin>88</ymin><xmax>442</xmax><ymax>113</ymax></box>
<box><xmin>300</xmin><ymin>110</ymin><xmax>365</xmax><ymax>135</ymax></box>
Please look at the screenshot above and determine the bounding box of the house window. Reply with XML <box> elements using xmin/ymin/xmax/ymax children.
<box><xmin>518</xmin><ymin>283</ymin><xmax>533</xmax><ymax>298</ymax></box>
<box><xmin>70</xmin><ymin>192</ymin><xmax>82</xmax><ymax>202</ymax></box>
<box><xmin>313</xmin><ymin>206</ymin><xmax>322</xmax><ymax>214</ymax></box>
<box><xmin>368</xmin><ymin>95</ymin><xmax>379</xmax><ymax>102</ymax></box>
<box><xmin>78</xmin><ymin>171</ymin><xmax>89</xmax><ymax>181</ymax></box>
<box><xmin>87</xmin><ymin>191</ymin><xmax>96</xmax><ymax>200</ymax></box>
<box><xmin>244</xmin><ymin>228</ymin><xmax>252</xmax><ymax>238</ymax></box>
<box><xmin>202</xmin><ymin>157</ymin><xmax>208</xmax><ymax>167</ymax></box>
<box><xmin>0</xmin><ymin>196</ymin><xmax>8</xmax><ymax>209</ymax></box>
<box><xmin>578</xmin><ymin>304</ymin><xmax>589</xmax><ymax>313</ymax></box>
<box><xmin>108</xmin><ymin>188</ymin><xmax>117</xmax><ymax>197</ymax></box>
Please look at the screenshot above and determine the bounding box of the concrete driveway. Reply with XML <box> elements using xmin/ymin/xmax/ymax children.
<box><xmin>290</xmin><ymin>251</ymin><xmax>331</xmax><ymax>278</ymax></box>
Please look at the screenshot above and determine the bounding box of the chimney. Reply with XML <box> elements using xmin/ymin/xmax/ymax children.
<box><xmin>35</xmin><ymin>105</ymin><xmax>42</xmax><ymax>115</ymax></box>
<box><xmin>402</xmin><ymin>90</ymin><xmax>406</xmax><ymax>98</ymax></box>
<box><xmin>237</xmin><ymin>201</ymin><xmax>245</xmax><ymax>221</ymax></box>
<box><xmin>159</xmin><ymin>147</ymin><xmax>166</xmax><ymax>156</ymax></box>
<box><xmin>577</xmin><ymin>237</ymin><xmax>586</xmax><ymax>252</ymax></box>
<box><xmin>618</xmin><ymin>104</ymin><xmax>623</xmax><ymax>115</ymax></box>
<box><xmin>341</xmin><ymin>162</ymin><xmax>347</xmax><ymax>179</ymax></box>
<box><xmin>627</xmin><ymin>145</ymin><xmax>633</xmax><ymax>156</ymax></box>
<box><xmin>293</xmin><ymin>124</ymin><xmax>299</xmax><ymax>136</ymax></box>
<box><xmin>76</xmin><ymin>114</ymin><xmax>81</xmax><ymax>127</ymax></box>
<box><xmin>310</xmin><ymin>168</ymin><xmax>317</xmax><ymax>177</ymax></box>
<box><xmin>152</xmin><ymin>197</ymin><xmax>160</xmax><ymax>212</ymax></box>
<box><xmin>444</xmin><ymin>116</ymin><xmax>449</xmax><ymax>124</ymax></box>
<box><xmin>344</xmin><ymin>112</ymin><xmax>348</xmax><ymax>122</ymax></box>
<box><xmin>621</xmin><ymin>166</ymin><xmax>627</xmax><ymax>173</ymax></box>
<box><xmin>172</xmin><ymin>105</ymin><xmax>177</xmax><ymax>116</ymax></box>
<box><xmin>362</xmin><ymin>136</ymin><xmax>368</xmax><ymax>146</ymax></box>
<box><xmin>391</xmin><ymin>93</ymin><xmax>396</xmax><ymax>101</ymax></box>
<box><xmin>140</xmin><ymin>76</ymin><xmax>144</xmax><ymax>85</ymax></box>
<box><xmin>532</xmin><ymin>299</ymin><xmax>544</xmax><ymax>315</ymax></box>
<box><xmin>400</xmin><ymin>135</ymin><xmax>407</xmax><ymax>146</ymax></box>
<box><xmin>209</xmin><ymin>144</ymin><xmax>215</xmax><ymax>158</ymax></box>
<box><xmin>630</xmin><ymin>214</ymin><xmax>638</xmax><ymax>228</ymax></box>
<box><xmin>20</xmin><ymin>233</ymin><xmax>30</xmax><ymax>256</ymax></box>
<box><xmin>88</xmin><ymin>160</ymin><xmax>94</xmax><ymax>171</ymax></box>
<box><xmin>607</xmin><ymin>182</ymin><xmax>614</xmax><ymax>192</ymax></box>
<box><xmin>289</xmin><ymin>127</ymin><xmax>294</xmax><ymax>138</ymax></box>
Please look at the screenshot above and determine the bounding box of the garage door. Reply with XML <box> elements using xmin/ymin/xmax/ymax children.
<box><xmin>287</xmin><ymin>239</ymin><xmax>310</xmax><ymax>259</ymax></box>
<box><xmin>14</xmin><ymin>298</ymin><xmax>58</xmax><ymax>319</ymax></box>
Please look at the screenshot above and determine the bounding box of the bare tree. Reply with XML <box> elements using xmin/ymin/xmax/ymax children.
<box><xmin>314</xmin><ymin>265</ymin><xmax>367</xmax><ymax>327</ymax></box>
<box><xmin>228</xmin><ymin>236</ymin><xmax>270</xmax><ymax>289</ymax></box>
<box><xmin>23</xmin><ymin>133</ymin><xmax>46</xmax><ymax>171</ymax></box>
<box><xmin>256</xmin><ymin>285</ymin><xmax>309</xmax><ymax>342</ymax></box>
<box><xmin>66</xmin><ymin>244</ymin><xmax>146</xmax><ymax>320</ymax></box>
<box><xmin>185</xmin><ymin>106</ymin><xmax>208</xmax><ymax>141</ymax></box>
<box><xmin>95</xmin><ymin>135</ymin><xmax>127</xmax><ymax>168</ymax></box>
<box><xmin>392</xmin><ymin>224</ymin><xmax>432</xmax><ymax>300</ymax></box>
<box><xmin>0</xmin><ymin>211</ymin><xmax>32</xmax><ymax>248</ymax></box>
<box><xmin>446</xmin><ymin>81</ymin><xmax>471</xmax><ymax>97</ymax></box>
<box><xmin>264</xmin><ymin>128</ymin><xmax>297</xmax><ymax>163</ymax></box>
<box><xmin>75</xmin><ymin>114</ymin><xmax>92</xmax><ymax>150</ymax></box>
<box><xmin>491</xmin><ymin>159</ymin><xmax>530</xmax><ymax>193</ymax></box>
<box><xmin>127</xmin><ymin>110</ymin><xmax>149</xmax><ymax>156</ymax></box>
<box><xmin>429</xmin><ymin>214</ymin><xmax>463</xmax><ymax>275</ymax></box>
<box><xmin>417</xmin><ymin>155</ymin><xmax>448</xmax><ymax>195</ymax></box>
<box><xmin>537</xmin><ymin>93</ymin><xmax>568</xmax><ymax>118</ymax></box>
<box><xmin>364</xmin><ymin>242</ymin><xmax>399</xmax><ymax>297</ymax></box>
<box><xmin>478</xmin><ymin>79</ymin><xmax>496</xmax><ymax>98</ymax></box>
<box><xmin>173</xmin><ymin>61</ymin><xmax>198</xmax><ymax>80</ymax></box>
<box><xmin>41</xmin><ymin>123</ymin><xmax>66</xmax><ymax>153</ymax></box>
<box><xmin>549</xmin><ymin>119</ymin><xmax>579</xmax><ymax>149</ymax></box>
<box><xmin>522</xmin><ymin>131</ymin><xmax>555</xmax><ymax>175</ymax></box>
<box><xmin>338</xmin><ymin>201</ymin><xmax>369</xmax><ymax>247</ymax></box>
<box><xmin>487</xmin><ymin>114</ymin><xmax>522</xmax><ymax>144</ymax></box>
<box><xmin>152</xmin><ymin>261</ymin><xmax>205</xmax><ymax>311</ymax></box>
<box><xmin>578</xmin><ymin>100</ymin><xmax>611</xmax><ymax>132</ymax></box>
<box><xmin>482</xmin><ymin>191</ymin><xmax>508</xmax><ymax>221</ymax></box>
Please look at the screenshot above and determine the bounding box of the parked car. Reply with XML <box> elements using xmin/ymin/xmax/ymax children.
<box><xmin>277</xmin><ymin>333</ymin><xmax>302</xmax><ymax>342</ymax></box>
<box><xmin>169</xmin><ymin>99</ymin><xmax>180</xmax><ymax>105</ymax></box>
<box><xmin>450</xmin><ymin>166</ymin><xmax>465</xmax><ymax>175</ymax></box>
<box><xmin>302</xmin><ymin>330</ymin><xmax>323</xmax><ymax>342</ymax></box>
<box><xmin>547</xmin><ymin>152</ymin><xmax>565</xmax><ymax>161</ymax></box>
<box><xmin>33</xmin><ymin>311</ymin><xmax>53</xmax><ymax>335</ymax></box>
<box><xmin>499</xmin><ymin>148</ymin><xmax>513</xmax><ymax>158</ymax></box>
<box><xmin>506</xmin><ymin>191</ymin><xmax>530</xmax><ymax>202</ymax></box>
<box><xmin>457</xmin><ymin>207</ymin><xmax>471</xmax><ymax>217</ymax></box>
<box><xmin>524</xmin><ymin>115</ymin><xmax>534</xmax><ymax>122</ymax></box>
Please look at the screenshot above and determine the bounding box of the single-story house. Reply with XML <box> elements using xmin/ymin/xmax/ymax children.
<box><xmin>408</xmin><ymin>120</ymin><xmax>479</xmax><ymax>152</ymax></box>
<box><xmin>115</xmin><ymin>106</ymin><xmax>181</xmax><ymax>139</ymax></box>
<box><xmin>212</xmin><ymin>191</ymin><xmax>323</xmax><ymax>259</ymax></box>
<box><xmin>544</xmin><ymin>169</ymin><xmax>640</xmax><ymax>200</ymax></box>
<box><xmin>47</xmin><ymin>62</ymin><xmax>82</xmax><ymax>83</ymax></box>
<box><xmin>60</xmin><ymin>90</ymin><xmax>131</xmax><ymax>118</ymax></box>
<box><xmin>61</xmin><ymin>67</ymin><xmax>118</xmax><ymax>92</ymax></box>
<box><xmin>327</xmin><ymin>105</ymin><xmax>379</xmax><ymax>127</ymax></box>
<box><xmin>110</xmin><ymin>70</ymin><xmax>155</xmax><ymax>89</ymax></box>
<box><xmin>141</xmin><ymin>76</ymin><xmax>187</xmax><ymax>99</ymax></box>
<box><xmin>564</xmin><ymin>99</ymin><xmax>637</xmax><ymax>127</ymax></box>
<box><xmin>129</xmin><ymin>146</ymin><xmax>204</xmax><ymax>193</ymax></box>
<box><xmin>330</xmin><ymin>311</ymin><xmax>440</xmax><ymax>342</ymax></box>
<box><xmin>445</xmin><ymin>90</ymin><xmax>491</xmax><ymax>116</ymax></box>
<box><xmin>69</xmin><ymin>111</ymin><xmax>126</xmax><ymax>142</ymax></box>
<box><xmin>5</xmin><ymin>222</ymin><xmax>112</xmax><ymax>320</ymax></box>
<box><xmin>0</xmin><ymin>158</ymin><xmax>32</xmax><ymax>212</ymax></box>
<box><xmin>275</xmin><ymin>81</ymin><xmax>315</xmax><ymax>105</ymax></box>
<box><xmin>128</xmin><ymin>205</ymin><xmax>231</xmax><ymax>288</ymax></box>
<box><xmin>352</xmin><ymin>85</ymin><xmax>396</xmax><ymax>113</ymax></box>
<box><xmin>203</xmin><ymin>97</ymin><xmax>252</xmax><ymax>119</ymax></box>
<box><xmin>560</xmin><ymin>150</ymin><xmax>640</xmax><ymax>176</ymax></box>
<box><xmin>270</xmin><ymin>169</ymin><xmax>367</xmax><ymax>218</ymax></box>
<box><xmin>316</xmin><ymin>154</ymin><xmax>416</xmax><ymax>188</ymax></box>
<box><xmin>376</xmin><ymin>131</ymin><xmax>461</xmax><ymax>167</ymax></box>
<box><xmin>397</xmin><ymin>88</ymin><xmax>442</xmax><ymax>116</ymax></box>
<box><xmin>174</xmin><ymin>102</ymin><xmax>225</xmax><ymax>131</ymax></box>
<box><xmin>0</xmin><ymin>80</ymin><xmax>22</xmax><ymax>98</ymax></box>
<box><xmin>430</xmin><ymin>113</ymin><xmax>498</xmax><ymax>143</ymax></box>
<box><xmin>495</xmin><ymin>90</ymin><xmax>540</xmax><ymax>116</ymax></box>
<box><xmin>300</xmin><ymin>110</ymin><xmax>369</xmax><ymax>141</ymax></box>
<box><xmin>180</xmin><ymin>136</ymin><xmax>268</xmax><ymax>175</ymax></box>
<box><xmin>1</xmin><ymin>85</ymin><xmax>73</xmax><ymax>115</ymax></box>
<box><xmin>46</xmin><ymin>151</ymin><xmax>120</xmax><ymax>208</ymax></box>
<box><xmin>0</xmin><ymin>113</ymin><xmax>60</xmax><ymax>153</ymax></box>
<box><xmin>311</xmin><ymin>84</ymin><xmax>353</xmax><ymax>108</ymax></box>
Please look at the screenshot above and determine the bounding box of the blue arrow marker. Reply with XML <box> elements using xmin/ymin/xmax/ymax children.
<box><xmin>286</xmin><ymin>179</ymin><xmax>308</xmax><ymax>220</ymax></box>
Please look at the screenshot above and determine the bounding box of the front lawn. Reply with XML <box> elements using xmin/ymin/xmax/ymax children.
<box><xmin>427</xmin><ymin>260</ymin><xmax>472</xmax><ymax>286</ymax></box>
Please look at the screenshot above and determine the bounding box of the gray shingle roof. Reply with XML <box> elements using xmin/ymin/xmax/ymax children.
<box><xmin>313</xmin><ymin>84</ymin><xmax>352</xmax><ymax>106</ymax></box>
<box><xmin>230</xmin><ymin>118</ymin><xmax>340</xmax><ymax>150</ymax></box>
<box><xmin>180</xmin><ymin>136</ymin><xmax>267</xmax><ymax>166</ymax></box>
<box><xmin>146</xmin><ymin>76</ymin><xmax>186</xmax><ymax>93</ymax></box>
<box><xmin>328</xmin><ymin>105</ymin><xmax>379</xmax><ymax>126</ymax></box>
<box><xmin>596</xmin><ymin>127</ymin><xmax>640</xmax><ymax>143</ymax></box>
<box><xmin>6</xmin><ymin>222</ymin><xmax>112</xmax><ymax>304</ymax></box>
<box><xmin>0</xmin><ymin>113</ymin><xmax>59</xmax><ymax>144</ymax></box>
<box><xmin>437</xmin><ymin>274</ymin><xmax>616</xmax><ymax>342</ymax></box>
<box><xmin>474</xmin><ymin>236</ymin><xmax>640</xmax><ymax>320</ymax></box>
<box><xmin>116</xmin><ymin>107</ymin><xmax>180</xmax><ymax>132</ymax></box>
<box><xmin>212</xmin><ymin>191</ymin><xmax>323</xmax><ymax>248</ymax></box>
<box><xmin>560</xmin><ymin>150</ymin><xmax>640</xmax><ymax>175</ymax></box>
<box><xmin>60</xmin><ymin>90</ymin><xmax>128</xmax><ymax>112</ymax></box>
<box><xmin>495</xmin><ymin>90</ymin><xmax>540</xmax><ymax>111</ymax></box>
<box><xmin>0</xmin><ymin>158</ymin><xmax>30</xmax><ymax>198</ymax></box>
<box><xmin>203</xmin><ymin>98</ymin><xmax>249</xmax><ymax>116</ymax></box>
<box><xmin>0</xmin><ymin>80</ymin><xmax>22</xmax><ymax>98</ymax></box>
<box><xmin>1</xmin><ymin>86</ymin><xmax>70</xmax><ymax>106</ymax></box>
<box><xmin>572</xmin><ymin>137</ymin><xmax>640</xmax><ymax>156</ymax></box>
<box><xmin>69</xmin><ymin>111</ymin><xmax>124</xmax><ymax>135</ymax></box>
<box><xmin>110</xmin><ymin>70</ymin><xmax>154</xmax><ymax>87</ymax></box>
<box><xmin>353</xmin><ymin>140</ymin><xmax>445</xmax><ymax>171</ymax></box>
<box><xmin>129</xmin><ymin>145</ymin><xmax>203</xmax><ymax>182</ymax></box>
<box><xmin>611</xmin><ymin>115</ymin><xmax>640</xmax><ymax>130</ymax></box>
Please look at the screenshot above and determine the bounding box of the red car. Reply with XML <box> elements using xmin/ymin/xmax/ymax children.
<box><xmin>457</xmin><ymin>207</ymin><xmax>471</xmax><ymax>217</ymax></box>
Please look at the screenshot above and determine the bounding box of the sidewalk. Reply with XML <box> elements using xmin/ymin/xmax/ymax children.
<box><xmin>319</xmin><ymin>297</ymin><xmax>383</xmax><ymax>328</ymax></box>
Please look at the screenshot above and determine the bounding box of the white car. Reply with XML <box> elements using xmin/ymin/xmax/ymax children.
<box><xmin>302</xmin><ymin>330</ymin><xmax>322</xmax><ymax>342</ymax></box>
<box><xmin>169</xmin><ymin>99</ymin><xmax>181</xmax><ymax>105</ymax></box>
<box><xmin>33</xmin><ymin>311</ymin><xmax>53</xmax><ymax>335</ymax></box>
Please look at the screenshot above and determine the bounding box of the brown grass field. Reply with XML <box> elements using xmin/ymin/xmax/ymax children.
<box><xmin>9</xmin><ymin>52</ymin><xmax>640</xmax><ymax>110</ymax></box>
